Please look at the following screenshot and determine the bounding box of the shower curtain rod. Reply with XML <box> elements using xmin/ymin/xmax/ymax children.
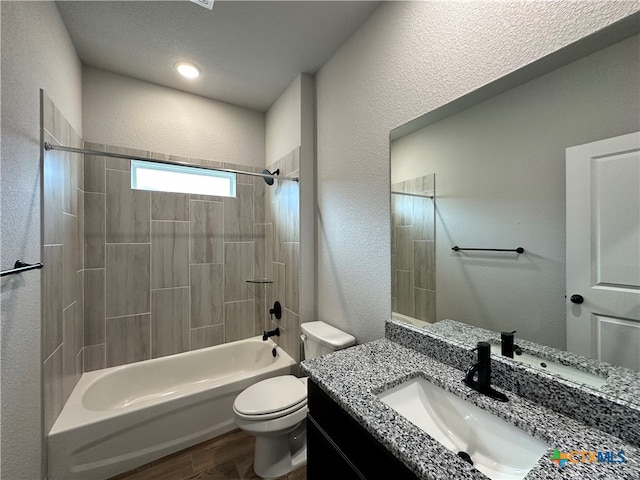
<box><xmin>43</xmin><ymin>142</ymin><xmax>300</xmax><ymax>183</ymax></box>
<box><xmin>391</xmin><ymin>191</ymin><xmax>433</xmax><ymax>199</ymax></box>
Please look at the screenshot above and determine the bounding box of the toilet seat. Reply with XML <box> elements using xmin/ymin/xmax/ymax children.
<box><xmin>234</xmin><ymin>376</ymin><xmax>308</xmax><ymax>421</ymax></box>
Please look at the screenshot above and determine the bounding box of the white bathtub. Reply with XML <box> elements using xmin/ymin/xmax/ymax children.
<box><xmin>391</xmin><ymin>312</ymin><xmax>430</xmax><ymax>328</ymax></box>
<box><xmin>48</xmin><ymin>336</ymin><xmax>297</xmax><ymax>479</ymax></box>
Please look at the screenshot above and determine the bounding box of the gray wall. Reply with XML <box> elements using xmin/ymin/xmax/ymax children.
<box><xmin>1</xmin><ymin>2</ymin><xmax>82</xmax><ymax>478</ymax></box>
<box><xmin>315</xmin><ymin>1</ymin><xmax>639</xmax><ymax>344</ymax></box>
<box><xmin>391</xmin><ymin>35</ymin><xmax>640</xmax><ymax>350</ymax></box>
<box><xmin>82</xmin><ymin>67</ymin><xmax>265</xmax><ymax>168</ymax></box>
<box><xmin>266</xmin><ymin>75</ymin><xmax>302</xmax><ymax>165</ymax></box>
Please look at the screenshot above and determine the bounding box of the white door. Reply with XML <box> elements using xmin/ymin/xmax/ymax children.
<box><xmin>566</xmin><ymin>132</ymin><xmax>640</xmax><ymax>371</ymax></box>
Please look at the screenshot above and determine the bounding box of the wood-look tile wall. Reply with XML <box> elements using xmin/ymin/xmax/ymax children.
<box><xmin>42</xmin><ymin>91</ymin><xmax>84</xmax><ymax>433</ymax></box>
<box><xmin>266</xmin><ymin>149</ymin><xmax>301</xmax><ymax>363</ymax></box>
<box><xmin>82</xmin><ymin>145</ymin><xmax>269</xmax><ymax>370</ymax></box>
<box><xmin>391</xmin><ymin>174</ymin><xmax>435</xmax><ymax>323</ymax></box>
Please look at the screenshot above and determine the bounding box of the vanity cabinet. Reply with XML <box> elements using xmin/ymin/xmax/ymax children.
<box><xmin>307</xmin><ymin>379</ymin><xmax>418</xmax><ymax>480</ymax></box>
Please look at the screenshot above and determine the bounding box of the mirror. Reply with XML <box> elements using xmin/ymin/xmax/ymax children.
<box><xmin>389</xmin><ymin>15</ymin><xmax>640</xmax><ymax>379</ymax></box>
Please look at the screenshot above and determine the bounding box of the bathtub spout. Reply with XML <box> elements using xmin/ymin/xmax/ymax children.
<box><xmin>263</xmin><ymin>327</ymin><xmax>280</xmax><ymax>341</ymax></box>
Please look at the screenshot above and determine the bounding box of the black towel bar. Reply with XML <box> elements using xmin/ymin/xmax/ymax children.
<box><xmin>452</xmin><ymin>246</ymin><xmax>524</xmax><ymax>254</ymax></box>
<box><xmin>0</xmin><ymin>260</ymin><xmax>44</xmax><ymax>277</ymax></box>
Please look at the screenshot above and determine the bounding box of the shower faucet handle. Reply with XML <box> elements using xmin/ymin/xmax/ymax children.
<box><xmin>269</xmin><ymin>301</ymin><xmax>282</xmax><ymax>320</ymax></box>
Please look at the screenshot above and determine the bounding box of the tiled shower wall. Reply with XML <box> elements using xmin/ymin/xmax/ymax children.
<box><xmin>391</xmin><ymin>174</ymin><xmax>435</xmax><ymax>323</ymax></box>
<box><xmin>42</xmin><ymin>92</ymin><xmax>84</xmax><ymax>432</ymax></box>
<box><xmin>82</xmin><ymin>143</ymin><xmax>270</xmax><ymax>370</ymax></box>
<box><xmin>266</xmin><ymin>148</ymin><xmax>301</xmax><ymax>362</ymax></box>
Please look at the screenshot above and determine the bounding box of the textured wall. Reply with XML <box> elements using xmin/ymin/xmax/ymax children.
<box><xmin>266</xmin><ymin>76</ymin><xmax>301</xmax><ymax>165</ymax></box>
<box><xmin>82</xmin><ymin>67</ymin><xmax>265</xmax><ymax>168</ymax></box>
<box><xmin>0</xmin><ymin>2</ymin><xmax>82</xmax><ymax>478</ymax></box>
<box><xmin>315</xmin><ymin>1</ymin><xmax>640</xmax><ymax>344</ymax></box>
<box><xmin>391</xmin><ymin>34</ymin><xmax>640</xmax><ymax>350</ymax></box>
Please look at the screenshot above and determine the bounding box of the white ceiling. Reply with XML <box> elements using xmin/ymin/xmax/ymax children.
<box><xmin>56</xmin><ymin>0</ymin><xmax>381</xmax><ymax>112</ymax></box>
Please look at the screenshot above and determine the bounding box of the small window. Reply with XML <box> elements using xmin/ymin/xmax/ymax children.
<box><xmin>131</xmin><ymin>160</ymin><xmax>236</xmax><ymax>197</ymax></box>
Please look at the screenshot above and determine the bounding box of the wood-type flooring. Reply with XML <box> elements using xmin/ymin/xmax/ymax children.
<box><xmin>111</xmin><ymin>429</ymin><xmax>306</xmax><ymax>480</ymax></box>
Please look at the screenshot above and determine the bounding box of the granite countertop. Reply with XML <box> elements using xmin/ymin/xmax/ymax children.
<box><xmin>425</xmin><ymin>319</ymin><xmax>640</xmax><ymax>403</ymax></box>
<box><xmin>301</xmin><ymin>339</ymin><xmax>640</xmax><ymax>480</ymax></box>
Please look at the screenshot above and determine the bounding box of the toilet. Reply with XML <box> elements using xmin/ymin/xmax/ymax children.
<box><xmin>233</xmin><ymin>321</ymin><xmax>356</xmax><ymax>479</ymax></box>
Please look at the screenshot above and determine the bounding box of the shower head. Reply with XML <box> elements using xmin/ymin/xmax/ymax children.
<box><xmin>262</xmin><ymin>168</ymin><xmax>279</xmax><ymax>185</ymax></box>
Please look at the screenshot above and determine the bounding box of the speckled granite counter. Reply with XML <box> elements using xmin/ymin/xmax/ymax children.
<box><xmin>301</xmin><ymin>339</ymin><xmax>640</xmax><ymax>480</ymax></box>
<box><xmin>386</xmin><ymin>319</ymin><xmax>640</xmax><ymax>446</ymax></box>
<box><xmin>425</xmin><ymin>319</ymin><xmax>640</xmax><ymax>403</ymax></box>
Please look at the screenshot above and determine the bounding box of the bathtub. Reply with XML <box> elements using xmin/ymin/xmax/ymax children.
<box><xmin>391</xmin><ymin>311</ymin><xmax>430</xmax><ymax>328</ymax></box>
<box><xmin>48</xmin><ymin>336</ymin><xmax>296</xmax><ymax>480</ymax></box>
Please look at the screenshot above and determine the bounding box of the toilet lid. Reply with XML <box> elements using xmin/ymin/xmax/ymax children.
<box><xmin>234</xmin><ymin>375</ymin><xmax>307</xmax><ymax>416</ymax></box>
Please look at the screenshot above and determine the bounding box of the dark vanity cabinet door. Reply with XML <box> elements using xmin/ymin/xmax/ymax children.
<box><xmin>307</xmin><ymin>379</ymin><xmax>419</xmax><ymax>480</ymax></box>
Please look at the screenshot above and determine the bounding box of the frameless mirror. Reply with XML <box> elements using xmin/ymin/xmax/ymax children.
<box><xmin>389</xmin><ymin>14</ymin><xmax>640</xmax><ymax>382</ymax></box>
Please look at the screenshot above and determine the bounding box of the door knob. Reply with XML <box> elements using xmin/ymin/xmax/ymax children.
<box><xmin>570</xmin><ymin>294</ymin><xmax>584</xmax><ymax>304</ymax></box>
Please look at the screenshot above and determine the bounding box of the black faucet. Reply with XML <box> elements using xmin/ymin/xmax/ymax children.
<box><xmin>262</xmin><ymin>327</ymin><xmax>280</xmax><ymax>341</ymax></box>
<box><xmin>463</xmin><ymin>341</ymin><xmax>509</xmax><ymax>402</ymax></box>
<box><xmin>500</xmin><ymin>330</ymin><xmax>522</xmax><ymax>358</ymax></box>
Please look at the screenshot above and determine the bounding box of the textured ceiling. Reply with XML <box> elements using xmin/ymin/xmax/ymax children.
<box><xmin>56</xmin><ymin>0</ymin><xmax>381</xmax><ymax>112</ymax></box>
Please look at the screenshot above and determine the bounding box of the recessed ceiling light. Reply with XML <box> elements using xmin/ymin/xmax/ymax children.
<box><xmin>175</xmin><ymin>61</ymin><xmax>201</xmax><ymax>79</ymax></box>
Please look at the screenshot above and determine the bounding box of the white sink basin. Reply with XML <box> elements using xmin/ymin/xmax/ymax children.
<box><xmin>489</xmin><ymin>344</ymin><xmax>607</xmax><ymax>389</ymax></box>
<box><xmin>377</xmin><ymin>377</ymin><xmax>548</xmax><ymax>480</ymax></box>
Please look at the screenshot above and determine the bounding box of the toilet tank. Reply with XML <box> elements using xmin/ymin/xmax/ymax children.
<box><xmin>300</xmin><ymin>321</ymin><xmax>356</xmax><ymax>359</ymax></box>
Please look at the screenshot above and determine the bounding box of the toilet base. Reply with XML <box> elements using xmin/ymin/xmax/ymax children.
<box><xmin>253</xmin><ymin>421</ymin><xmax>307</xmax><ymax>479</ymax></box>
